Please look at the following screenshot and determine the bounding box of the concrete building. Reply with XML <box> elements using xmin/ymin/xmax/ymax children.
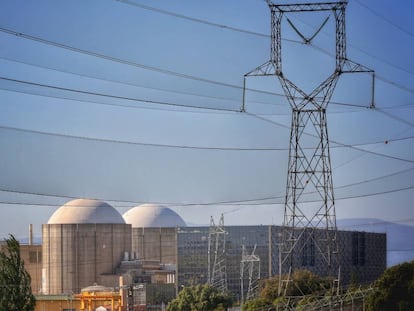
<box><xmin>41</xmin><ymin>199</ymin><xmax>131</xmax><ymax>294</ymax></box>
<box><xmin>18</xmin><ymin>198</ymin><xmax>385</xmax><ymax>307</ymax></box>
<box><xmin>20</xmin><ymin>243</ymin><xmax>42</xmax><ymax>294</ymax></box>
<box><xmin>120</xmin><ymin>205</ymin><xmax>386</xmax><ymax>299</ymax></box>
<box><xmin>176</xmin><ymin>226</ymin><xmax>386</xmax><ymax>300</ymax></box>
<box><xmin>123</xmin><ymin>204</ymin><xmax>186</xmax><ymax>266</ymax></box>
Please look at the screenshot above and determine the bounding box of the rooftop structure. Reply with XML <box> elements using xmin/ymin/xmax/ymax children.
<box><xmin>123</xmin><ymin>204</ymin><xmax>186</xmax><ymax>228</ymax></box>
<box><xmin>42</xmin><ymin>199</ymin><xmax>131</xmax><ymax>295</ymax></box>
<box><xmin>48</xmin><ymin>198</ymin><xmax>126</xmax><ymax>224</ymax></box>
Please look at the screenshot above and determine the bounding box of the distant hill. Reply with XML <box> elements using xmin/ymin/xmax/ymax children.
<box><xmin>338</xmin><ymin>218</ymin><xmax>414</xmax><ymax>267</ymax></box>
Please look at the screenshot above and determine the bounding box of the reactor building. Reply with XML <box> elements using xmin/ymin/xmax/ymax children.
<box><xmin>27</xmin><ymin>198</ymin><xmax>386</xmax><ymax>302</ymax></box>
<box><xmin>41</xmin><ymin>199</ymin><xmax>131</xmax><ymax>294</ymax></box>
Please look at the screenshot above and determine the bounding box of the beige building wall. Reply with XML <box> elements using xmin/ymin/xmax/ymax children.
<box><xmin>20</xmin><ymin>244</ymin><xmax>42</xmax><ymax>294</ymax></box>
<box><xmin>132</xmin><ymin>227</ymin><xmax>177</xmax><ymax>265</ymax></box>
<box><xmin>34</xmin><ymin>295</ymin><xmax>80</xmax><ymax>311</ymax></box>
<box><xmin>42</xmin><ymin>223</ymin><xmax>131</xmax><ymax>295</ymax></box>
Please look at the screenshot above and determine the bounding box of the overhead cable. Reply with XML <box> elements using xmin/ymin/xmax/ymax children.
<box><xmin>0</xmin><ymin>183</ymin><xmax>413</xmax><ymax>208</ymax></box>
<box><xmin>0</xmin><ymin>27</ymin><xmax>394</xmax><ymax>109</ymax></box>
<box><xmin>0</xmin><ymin>76</ymin><xmax>237</xmax><ymax>112</ymax></box>
<box><xmin>117</xmin><ymin>0</ymin><xmax>414</xmax><ymax>78</ymax></box>
<box><xmin>1</xmin><ymin>117</ymin><xmax>413</xmax><ymax>153</ymax></box>
<box><xmin>0</xmin><ymin>27</ymin><xmax>245</xmax><ymax>92</ymax></box>
<box><xmin>353</xmin><ymin>0</ymin><xmax>414</xmax><ymax>39</ymax></box>
<box><xmin>116</xmin><ymin>0</ymin><xmax>271</xmax><ymax>39</ymax></box>
<box><xmin>245</xmin><ymin>112</ymin><xmax>414</xmax><ymax>164</ymax></box>
<box><xmin>0</xmin><ymin>56</ymin><xmax>246</xmax><ymax>112</ymax></box>
<box><xmin>0</xmin><ymin>124</ymin><xmax>284</xmax><ymax>151</ymax></box>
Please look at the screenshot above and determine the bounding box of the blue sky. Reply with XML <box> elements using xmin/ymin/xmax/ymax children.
<box><xmin>0</xmin><ymin>0</ymin><xmax>413</xmax><ymax>239</ymax></box>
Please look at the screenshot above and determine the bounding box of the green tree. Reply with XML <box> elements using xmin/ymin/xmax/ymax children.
<box><xmin>250</xmin><ymin>270</ymin><xmax>334</xmax><ymax>310</ymax></box>
<box><xmin>260</xmin><ymin>269</ymin><xmax>331</xmax><ymax>302</ymax></box>
<box><xmin>260</xmin><ymin>275</ymin><xmax>280</xmax><ymax>302</ymax></box>
<box><xmin>166</xmin><ymin>284</ymin><xmax>232</xmax><ymax>311</ymax></box>
<box><xmin>243</xmin><ymin>297</ymin><xmax>274</xmax><ymax>311</ymax></box>
<box><xmin>288</xmin><ymin>269</ymin><xmax>331</xmax><ymax>297</ymax></box>
<box><xmin>366</xmin><ymin>261</ymin><xmax>414</xmax><ymax>311</ymax></box>
<box><xmin>0</xmin><ymin>234</ymin><xmax>36</xmax><ymax>311</ymax></box>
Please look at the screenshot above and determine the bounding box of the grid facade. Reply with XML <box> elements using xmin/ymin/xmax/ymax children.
<box><xmin>176</xmin><ymin>226</ymin><xmax>386</xmax><ymax>299</ymax></box>
<box><xmin>177</xmin><ymin>226</ymin><xmax>273</xmax><ymax>300</ymax></box>
<box><xmin>101</xmin><ymin>225</ymin><xmax>385</xmax><ymax>299</ymax></box>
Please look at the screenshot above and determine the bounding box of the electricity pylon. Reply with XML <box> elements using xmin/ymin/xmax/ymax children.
<box><xmin>240</xmin><ymin>244</ymin><xmax>260</xmax><ymax>305</ymax></box>
<box><xmin>242</xmin><ymin>0</ymin><xmax>374</xmax><ymax>296</ymax></box>
<box><xmin>208</xmin><ymin>214</ymin><xmax>227</xmax><ymax>292</ymax></box>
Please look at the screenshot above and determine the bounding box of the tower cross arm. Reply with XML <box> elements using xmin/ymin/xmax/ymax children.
<box><xmin>340</xmin><ymin>58</ymin><xmax>374</xmax><ymax>73</ymax></box>
<box><xmin>338</xmin><ymin>58</ymin><xmax>376</xmax><ymax>108</ymax></box>
<box><xmin>266</xmin><ymin>1</ymin><xmax>347</xmax><ymax>12</ymax></box>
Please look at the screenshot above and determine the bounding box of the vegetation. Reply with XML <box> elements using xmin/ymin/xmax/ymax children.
<box><xmin>166</xmin><ymin>284</ymin><xmax>232</xmax><ymax>311</ymax></box>
<box><xmin>243</xmin><ymin>263</ymin><xmax>414</xmax><ymax>310</ymax></box>
<box><xmin>366</xmin><ymin>260</ymin><xmax>414</xmax><ymax>311</ymax></box>
<box><xmin>244</xmin><ymin>269</ymin><xmax>334</xmax><ymax>310</ymax></box>
<box><xmin>0</xmin><ymin>234</ymin><xmax>36</xmax><ymax>311</ymax></box>
<box><xmin>243</xmin><ymin>297</ymin><xmax>274</xmax><ymax>311</ymax></box>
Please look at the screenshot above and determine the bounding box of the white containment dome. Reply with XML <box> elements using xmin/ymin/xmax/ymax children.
<box><xmin>48</xmin><ymin>198</ymin><xmax>125</xmax><ymax>224</ymax></box>
<box><xmin>43</xmin><ymin>199</ymin><xmax>131</xmax><ymax>294</ymax></box>
<box><xmin>123</xmin><ymin>204</ymin><xmax>186</xmax><ymax>228</ymax></box>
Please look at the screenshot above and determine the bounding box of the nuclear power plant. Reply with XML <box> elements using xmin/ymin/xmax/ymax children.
<box><xmin>42</xmin><ymin>199</ymin><xmax>132</xmax><ymax>294</ymax></box>
<box><xmin>13</xmin><ymin>198</ymin><xmax>386</xmax><ymax>310</ymax></box>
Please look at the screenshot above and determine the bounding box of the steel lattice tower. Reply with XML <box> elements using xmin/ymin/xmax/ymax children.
<box><xmin>242</xmin><ymin>0</ymin><xmax>374</xmax><ymax>295</ymax></box>
<box><xmin>208</xmin><ymin>214</ymin><xmax>228</xmax><ymax>292</ymax></box>
<box><xmin>240</xmin><ymin>244</ymin><xmax>261</xmax><ymax>305</ymax></box>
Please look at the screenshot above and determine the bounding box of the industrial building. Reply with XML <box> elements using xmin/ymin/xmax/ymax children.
<box><xmin>41</xmin><ymin>199</ymin><xmax>132</xmax><ymax>295</ymax></box>
<box><xmin>13</xmin><ymin>199</ymin><xmax>386</xmax><ymax>309</ymax></box>
<box><xmin>133</xmin><ymin>223</ymin><xmax>386</xmax><ymax>299</ymax></box>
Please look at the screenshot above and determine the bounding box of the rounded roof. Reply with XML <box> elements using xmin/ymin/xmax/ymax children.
<box><xmin>48</xmin><ymin>199</ymin><xmax>125</xmax><ymax>224</ymax></box>
<box><xmin>81</xmin><ymin>283</ymin><xmax>113</xmax><ymax>293</ymax></box>
<box><xmin>123</xmin><ymin>204</ymin><xmax>186</xmax><ymax>228</ymax></box>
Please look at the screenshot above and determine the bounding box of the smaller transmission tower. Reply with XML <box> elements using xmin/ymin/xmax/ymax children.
<box><xmin>240</xmin><ymin>244</ymin><xmax>261</xmax><ymax>305</ymax></box>
<box><xmin>208</xmin><ymin>214</ymin><xmax>227</xmax><ymax>292</ymax></box>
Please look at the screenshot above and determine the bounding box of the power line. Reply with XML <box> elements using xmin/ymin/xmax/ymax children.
<box><xmin>1</xmin><ymin>111</ymin><xmax>412</xmax><ymax>153</ymax></box>
<box><xmin>115</xmin><ymin>0</ymin><xmax>271</xmax><ymax>39</ymax></box>
<box><xmin>338</xmin><ymin>166</ymin><xmax>414</xmax><ymax>190</ymax></box>
<box><xmin>312</xmin><ymin>44</ymin><xmax>414</xmax><ymax>96</ymax></box>
<box><xmin>375</xmin><ymin>108</ymin><xmax>414</xmax><ymax>128</ymax></box>
<box><xmin>117</xmin><ymin>0</ymin><xmax>414</xmax><ymax>79</ymax></box>
<box><xmin>0</xmin><ymin>85</ymin><xmax>235</xmax><ymax>115</ymax></box>
<box><xmin>375</xmin><ymin>75</ymin><xmax>414</xmax><ymax>97</ymax></box>
<box><xmin>286</xmin><ymin>10</ymin><xmax>414</xmax><ymax>78</ymax></box>
<box><xmin>0</xmin><ymin>76</ymin><xmax>237</xmax><ymax>113</ymax></box>
<box><xmin>352</xmin><ymin>0</ymin><xmax>414</xmax><ymax>39</ymax></box>
<box><xmin>0</xmin><ymin>187</ymin><xmax>282</xmax><ymax>207</ymax></box>
<box><xmin>246</xmin><ymin>112</ymin><xmax>414</xmax><ymax>164</ymax></box>
<box><xmin>348</xmin><ymin>40</ymin><xmax>414</xmax><ymax>77</ymax></box>
<box><xmin>0</xmin><ymin>56</ymin><xmax>249</xmax><ymax>113</ymax></box>
<box><xmin>0</xmin><ymin>44</ymin><xmax>367</xmax><ymax>111</ymax></box>
<box><xmin>2</xmin><ymin>78</ymin><xmax>413</xmax><ymax>169</ymax></box>
<box><xmin>338</xmin><ymin>218</ymin><xmax>414</xmax><ymax>229</ymax></box>
<box><xmin>4</xmin><ymin>65</ymin><xmax>414</xmax><ymax>119</ymax></box>
<box><xmin>0</xmin><ymin>27</ymin><xmax>246</xmax><ymax>93</ymax></box>
<box><xmin>0</xmin><ymin>124</ymin><xmax>282</xmax><ymax>151</ymax></box>
<box><xmin>0</xmin><ymin>27</ymin><xmax>391</xmax><ymax>110</ymax></box>
<box><xmin>337</xmin><ymin>184</ymin><xmax>414</xmax><ymax>201</ymax></box>
<box><xmin>1</xmin><ymin>162</ymin><xmax>414</xmax><ymax>208</ymax></box>
<box><xmin>2</xmin><ymin>75</ymin><xmax>412</xmax><ymax>151</ymax></box>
